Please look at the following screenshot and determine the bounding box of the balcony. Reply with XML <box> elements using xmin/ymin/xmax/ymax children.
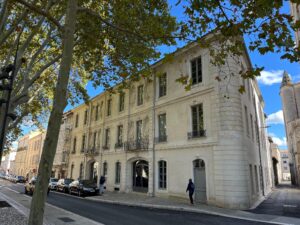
<box><xmin>115</xmin><ymin>142</ymin><xmax>123</xmax><ymax>149</ymax></box>
<box><xmin>155</xmin><ymin>135</ymin><xmax>167</xmax><ymax>143</ymax></box>
<box><xmin>85</xmin><ymin>147</ymin><xmax>99</xmax><ymax>156</ymax></box>
<box><xmin>124</xmin><ymin>138</ymin><xmax>149</xmax><ymax>151</ymax></box>
<box><xmin>102</xmin><ymin>145</ymin><xmax>110</xmax><ymax>150</ymax></box>
<box><xmin>187</xmin><ymin>130</ymin><xmax>206</xmax><ymax>139</ymax></box>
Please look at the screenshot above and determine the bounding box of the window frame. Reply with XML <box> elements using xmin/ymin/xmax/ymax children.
<box><xmin>158</xmin><ymin>160</ymin><xmax>167</xmax><ymax>189</ymax></box>
<box><xmin>191</xmin><ymin>104</ymin><xmax>204</xmax><ymax>135</ymax></box>
<box><xmin>190</xmin><ymin>56</ymin><xmax>202</xmax><ymax>85</ymax></box>
<box><xmin>119</xmin><ymin>92</ymin><xmax>125</xmax><ymax>112</ymax></box>
<box><xmin>107</xmin><ymin>99</ymin><xmax>112</xmax><ymax>116</ymax></box>
<box><xmin>137</xmin><ymin>85</ymin><xmax>144</xmax><ymax>106</ymax></box>
<box><xmin>158</xmin><ymin>113</ymin><xmax>167</xmax><ymax>142</ymax></box>
<box><xmin>158</xmin><ymin>73</ymin><xmax>167</xmax><ymax>98</ymax></box>
<box><xmin>115</xmin><ymin>162</ymin><xmax>121</xmax><ymax>184</ymax></box>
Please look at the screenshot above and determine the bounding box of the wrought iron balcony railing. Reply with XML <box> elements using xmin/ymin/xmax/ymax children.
<box><xmin>155</xmin><ymin>135</ymin><xmax>167</xmax><ymax>143</ymax></box>
<box><xmin>124</xmin><ymin>138</ymin><xmax>149</xmax><ymax>151</ymax></box>
<box><xmin>102</xmin><ymin>145</ymin><xmax>110</xmax><ymax>150</ymax></box>
<box><xmin>85</xmin><ymin>147</ymin><xmax>99</xmax><ymax>156</ymax></box>
<box><xmin>115</xmin><ymin>142</ymin><xmax>123</xmax><ymax>149</ymax></box>
<box><xmin>187</xmin><ymin>130</ymin><xmax>206</xmax><ymax>139</ymax></box>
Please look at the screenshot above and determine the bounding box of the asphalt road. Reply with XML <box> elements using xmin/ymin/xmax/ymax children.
<box><xmin>4</xmin><ymin>181</ymin><xmax>273</xmax><ymax>225</ymax></box>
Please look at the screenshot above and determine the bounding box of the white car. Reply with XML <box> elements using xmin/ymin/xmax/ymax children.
<box><xmin>48</xmin><ymin>178</ymin><xmax>58</xmax><ymax>190</ymax></box>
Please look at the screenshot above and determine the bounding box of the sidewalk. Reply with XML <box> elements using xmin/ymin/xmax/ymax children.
<box><xmin>86</xmin><ymin>191</ymin><xmax>300</xmax><ymax>225</ymax></box>
<box><xmin>0</xmin><ymin>185</ymin><xmax>103</xmax><ymax>225</ymax></box>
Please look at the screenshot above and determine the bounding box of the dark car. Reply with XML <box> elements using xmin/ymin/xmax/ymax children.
<box><xmin>69</xmin><ymin>180</ymin><xmax>99</xmax><ymax>197</ymax></box>
<box><xmin>24</xmin><ymin>177</ymin><xmax>50</xmax><ymax>195</ymax></box>
<box><xmin>16</xmin><ymin>176</ymin><xmax>26</xmax><ymax>183</ymax></box>
<box><xmin>56</xmin><ymin>178</ymin><xmax>74</xmax><ymax>193</ymax></box>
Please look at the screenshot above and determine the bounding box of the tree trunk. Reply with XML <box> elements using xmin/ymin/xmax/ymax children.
<box><xmin>28</xmin><ymin>0</ymin><xmax>77</xmax><ymax>224</ymax></box>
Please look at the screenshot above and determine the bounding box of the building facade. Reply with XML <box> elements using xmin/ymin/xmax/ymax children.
<box><xmin>0</xmin><ymin>148</ymin><xmax>16</xmax><ymax>174</ymax></box>
<box><xmin>269</xmin><ymin>137</ymin><xmax>283</xmax><ymax>185</ymax></box>
<box><xmin>13</xmin><ymin>130</ymin><xmax>45</xmax><ymax>179</ymax></box>
<box><xmin>59</xmin><ymin>40</ymin><xmax>272</xmax><ymax>209</ymax></box>
<box><xmin>280</xmin><ymin>72</ymin><xmax>300</xmax><ymax>185</ymax></box>
<box><xmin>290</xmin><ymin>2</ymin><xmax>300</xmax><ymax>47</ymax></box>
<box><xmin>52</xmin><ymin>111</ymin><xmax>73</xmax><ymax>179</ymax></box>
<box><xmin>280</xmin><ymin>150</ymin><xmax>291</xmax><ymax>181</ymax></box>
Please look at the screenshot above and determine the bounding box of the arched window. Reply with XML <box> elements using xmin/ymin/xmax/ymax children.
<box><xmin>115</xmin><ymin>162</ymin><xmax>121</xmax><ymax>184</ymax></box>
<box><xmin>158</xmin><ymin>160</ymin><xmax>167</xmax><ymax>189</ymax></box>
<box><xmin>79</xmin><ymin>163</ymin><xmax>84</xmax><ymax>179</ymax></box>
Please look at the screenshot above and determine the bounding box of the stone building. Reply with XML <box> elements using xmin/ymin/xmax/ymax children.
<box><xmin>269</xmin><ymin>137</ymin><xmax>283</xmax><ymax>185</ymax></box>
<box><xmin>280</xmin><ymin>72</ymin><xmax>300</xmax><ymax>185</ymax></box>
<box><xmin>0</xmin><ymin>148</ymin><xmax>16</xmax><ymax>175</ymax></box>
<box><xmin>52</xmin><ymin>111</ymin><xmax>73</xmax><ymax>178</ymax></box>
<box><xmin>13</xmin><ymin>135</ymin><xmax>29</xmax><ymax>176</ymax></box>
<box><xmin>280</xmin><ymin>150</ymin><xmax>291</xmax><ymax>181</ymax></box>
<box><xmin>60</xmin><ymin>38</ymin><xmax>272</xmax><ymax>209</ymax></box>
<box><xmin>13</xmin><ymin>130</ymin><xmax>45</xmax><ymax>179</ymax></box>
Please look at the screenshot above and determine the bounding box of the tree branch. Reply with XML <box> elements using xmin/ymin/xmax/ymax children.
<box><xmin>12</xmin><ymin>0</ymin><xmax>62</xmax><ymax>30</ymax></box>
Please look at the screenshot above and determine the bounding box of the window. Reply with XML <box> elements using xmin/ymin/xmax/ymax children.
<box><xmin>81</xmin><ymin>135</ymin><xmax>86</xmax><ymax>152</ymax></box>
<box><xmin>103</xmin><ymin>162</ymin><xmax>107</xmax><ymax>176</ymax></box>
<box><xmin>159</xmin><ymin>73</ymin><xmax>167</xmax><ymax>97</ymax></box>
<box><xmin>84</xmin><ymin>110</ymin><xmax>88</xmax><ymax>125</ymax></box>
<box><xmin>283</xmin><ymin>160</ymin><xmax>287</xmax><ymax>163</ymax></box>
<box><xmin>249</xmin><ymin>165</ymin><xmax>254</xmax><ymax>195</ymax></box>
<box><xmin>104</xmin><ymin>128</ymin><xmax>110</xmax><ymax>148</ymax></box>
<box><xmin>93</xmin><ymin>132</ymin><xmax>97</xmax><ymax>148</ymax></box>
<box><xmin>119</xmin><ymin>92</ymin><xmax>125</xmax><ymax>112</ymax></box>
<box><xmin>137</xmin><ymin>85</ymin><xmax>144</xmax><ymax>106</ymax></box>
<box><xmin>79</xmin><ymin>163</ymin><xmax>84</xmax><ymax>180</ymax></box>
<box><xmin>107</xmin><ymin>99</ymin><xmax>112</xmax><ymax>116</ymax></box>
<box><xmin>250</xmin><ymin>114</ymin><xmax>254</xmax><ymax>141</ymax></box>
<box><xmin>136</xmin><ymin>120</ymin><xmax>142</xmax><ymax>142</ymax></box>
<box><xmin>254</xmin><ymin>165</ymin><xmax>259</xmax><ymax>193</ymax></box>
<box><xmin>191</xmin><ymin>56</ymin><xmax>202</xmax><ymax>85</ymax></box>
<box><xmin>190</xmin><ymin>104</ymin><xmax>204</xmax><ymax>138</ymax></box>
<box><xmin>158</xmin><ymin>160</ymin><xmax>167</xmax><ymax>189</ymax></box>
<box><xmin>72</xmin><ymin>138</ymin><xmax>77</xmax><ymax>153</ymax></box>
<box><xmin>244</xmin><ymin>106</ymin><xmax>249</xmax><ymax>136</ymax></box>
<box><xmin>75</xmin><ymin>114</ymin><xmax>79</xmax><ymax>128</ymax></box>
<box><xmin>158</xmin><ymin>114</ymin><xmax>167</xmax><ymax>142</ymax></box>
<box><xmin>117</xmin><ymin>125</ymin><xmax>123</xmax><ymax>146</ymax></box>
<box><xmin>95</xmin><ymin>105</ymin><xmax>99</xmax><ymax>121</ymax></box>
<box><xmin>115</xmin><ymin>162</ymin><xmax>121</xmax><ymax>184</ymax></box>
<box><xmin>70</xmin><ymin>164</ymin><xmax>74</xmax><ymax>179</ymax></box>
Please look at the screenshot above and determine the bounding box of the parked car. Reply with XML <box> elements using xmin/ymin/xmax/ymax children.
<box><xmin>24</xmin><ymin>177</ymin><xmax>50</xmax><ymax>195</ymax></box>
<box><xmin>69</xmin><ymin>180</ymin><xmax>99</xmax><ymax>197</ymax></box>
<box><xmin>48</xmin><ymin>178</ymin><xmax>58</xmax><ymax>190</ymax></box>
<box><xmin>15</xmin><ymin>176</ymin><xmax>26</xmax><ymax>183</ymax></box>
<box><xmin>56</xmin><ymin>178</ymin><xmax>74</xmax><ymax>193</ymax></box>
<box><xmin>0</xmin><ymin>173</ymin><xmax>6</xmax><ymax>179</ymax></box>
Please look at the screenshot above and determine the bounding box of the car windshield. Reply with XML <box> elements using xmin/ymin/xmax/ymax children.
<box><xmin>18</xmin><ymin>176</ymin><xmax>24</xmax><ymax>179</ymax></box>
<box><xmin>64</xmin><ymin>179</ymin><xmax>73</xmax><ymax>184</ymax></box>
<box><xmin>50</xmin><ymin>178</ymin><xmax>58</xmax><ymax>182</ymax></box>
<box><xmin>81</xmin><ymin>180</ymin><xmax>96</xmax><ymax>186</ymax></box>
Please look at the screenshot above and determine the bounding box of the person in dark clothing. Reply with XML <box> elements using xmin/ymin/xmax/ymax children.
<box><xmin>99</xmin><ymin>176</ymin><xmax>106</xmax><ymax>195</ymax></box>
<box><xmin>186</xmin><ymin>179</ymin><xmax>195</xmax><ymax>204</ymax></box>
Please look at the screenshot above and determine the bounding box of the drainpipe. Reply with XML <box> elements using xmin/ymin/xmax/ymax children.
<box><xmin>100</xmin><ymin>94</ymin><xmax>107</xmax><ymax>177</ymax></box>
<box><xmin>126</xmin><ymin>87</ymin><xmax>131</xmax><ymax>191</ymax></box>
<box><xmin>152</xmin><ymin>75</ymin><xmax>156</xmax><ymax>197</ymax></box>
<box><xmin>254</xmin><ymin>99</ymin><xmax>265</xmax><ymax>197</ymax></box>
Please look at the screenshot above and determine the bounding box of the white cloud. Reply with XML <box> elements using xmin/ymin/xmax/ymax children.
<box><xmin>269</xmin><ymin>133</ymin><xmax>287</xmax><ymax>147</ymax></box>
<box><xmin>266</xmin><ymin>110</ymin><xmax>284</xmax><ymax>125</ymax></box>
<box><xmin>257</xmin><ymin>70</ymin><xmax>284</xmax><ymax>85</ymax></box>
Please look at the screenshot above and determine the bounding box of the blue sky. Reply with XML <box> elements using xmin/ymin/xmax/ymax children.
<box><xmin>24</xmin><ymin>1</ymin><xmax>299</xmax><ymax>150</ymax></box>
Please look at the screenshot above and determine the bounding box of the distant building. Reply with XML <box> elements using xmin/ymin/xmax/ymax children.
<box><xmin>280</xmin><ymin>150</ymin><xmax>291</xmax><ymax>181</ymax></box>
<box><xmin>0</xmin><ymin>148</ymin><xmax>16</xmax><ymax>174</ymax></box>
<box><xmin>280</xmin><ymin>72</ymin><xmax>300</xmax><ymax>185</ymax></box>
<box><xmin>269</xmin><ymin>137</ymin><xmax>282</xmax><ymax>185</ymax></box>
<box><xmin>52</xmin><ymin>111</ymin><xmax>73</xmax><ymax>179</ymax></box>
<box><xmin>13</xmin><ymin>130</ymin><xmax>45</xmax><ymax>179</ymax></box>
<box><xmin>57</xmin><ymin>38</ymin><xmax>273</xmax><ymax>210</ymax></box>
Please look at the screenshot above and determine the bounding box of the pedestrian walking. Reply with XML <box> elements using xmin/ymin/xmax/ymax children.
<box><xmin>186</xmin><ymin>178</ymin><xmax>195</xmax><ymax>204</ymax></box>
<box><xmin>99</xmin><ymin>176</ymin><xmax>105</xmax><ymax>195</ymax></box>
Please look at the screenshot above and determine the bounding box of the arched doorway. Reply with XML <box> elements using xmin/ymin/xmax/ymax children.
<box><xmin>89</xmin><ymin>161</ymin><xmax>99</xmax><ymax>182</ymax></box>
<box><xmin>272</xmin><ymin>157</ymin><xmax>279</xmax><ymax>185</ymax></box>
<box><xmin>132</xmin><ymin>160</ymin><xmax>148</xmax><ymax>192</ymax></box>
<box><xmin>193</xmin><ymin>159</ymin><xmax>206</xmax><ymax>202</ymax></box>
